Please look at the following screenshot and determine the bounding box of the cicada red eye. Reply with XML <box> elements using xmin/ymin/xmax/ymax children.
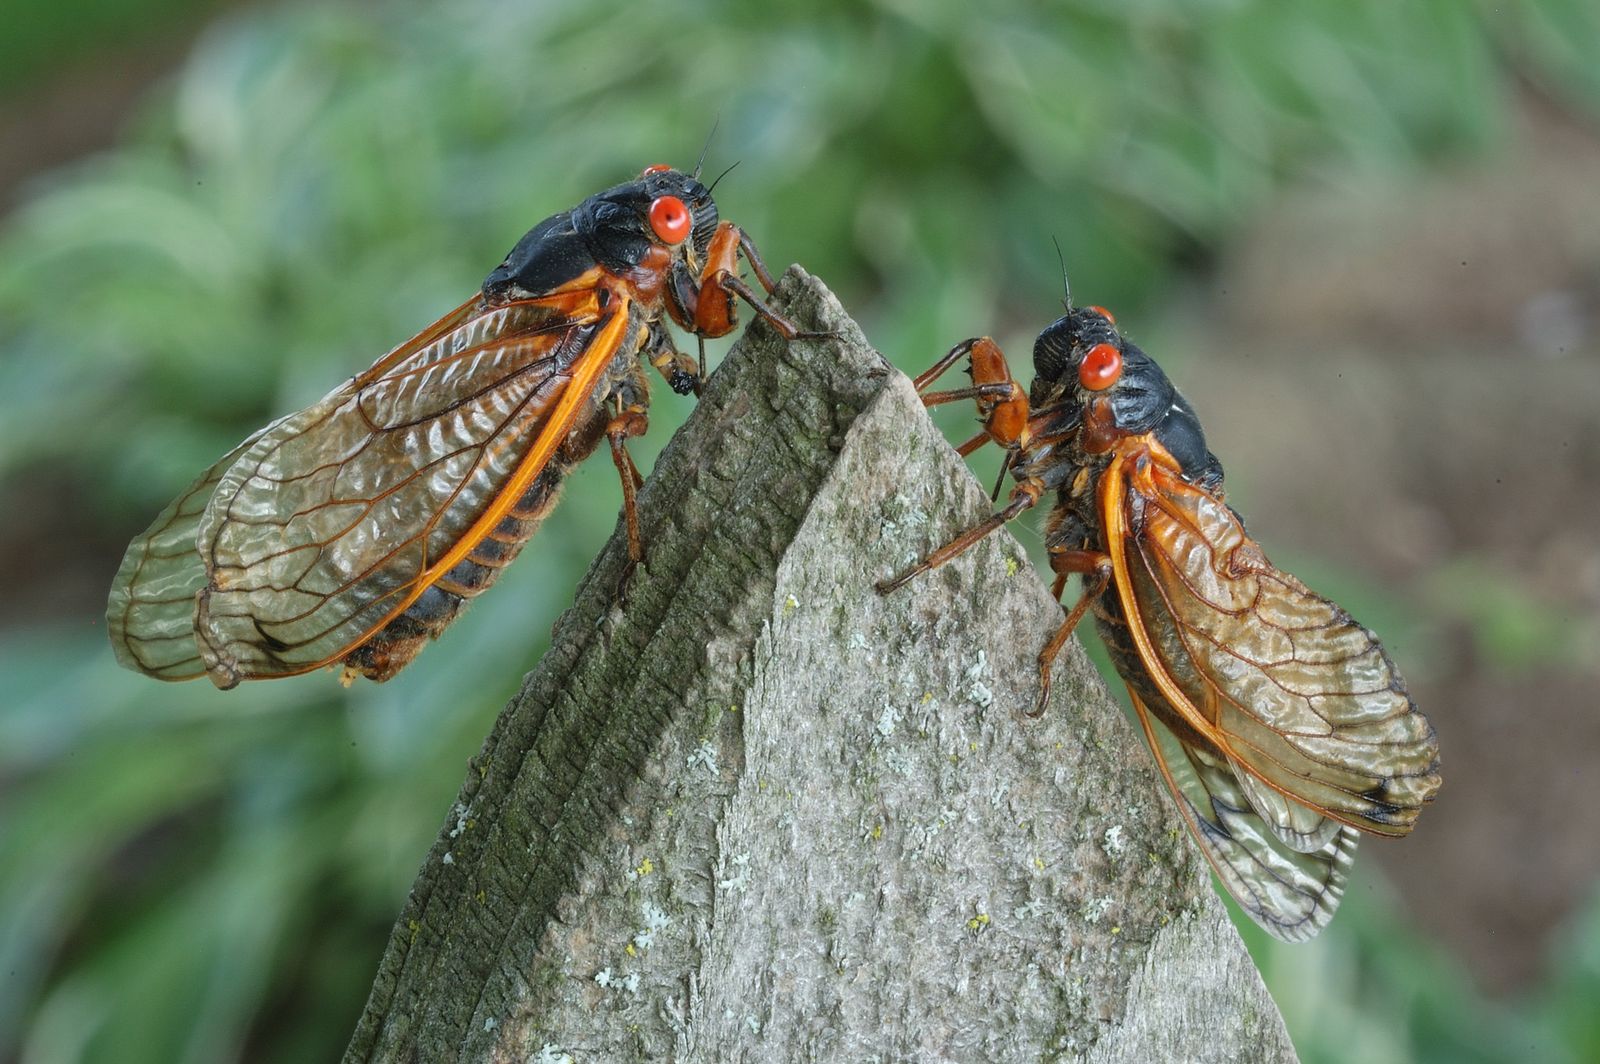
<box><xmin>1079</xmin><ymin>342</ymin><xmax>1122</xmax><ymax>390</ymax></box>
<box><xmin>641</xmin><ymin>163</ymin><xmax>673</xmax><ymax>175</ymax></box>
<box><xmin>1085</xmin><ymin>304</ymin><xmax>1116</xmax><ymax>324</ymax></box>
<box><xmin>649</xmin><ymin>195</ymin><xmax>693</xmax><ymax>245</ymax></box>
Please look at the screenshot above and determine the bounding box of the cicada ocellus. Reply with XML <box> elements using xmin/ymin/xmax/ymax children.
<box><xmin>108</xmin><ymin>164</ymin><xmax>803</xmax><ymax>689</ymax></box>
<box><xmin>880</xmin><ymin>297</ymin><xmax>1441</xmax><ymax>941</ymax></box>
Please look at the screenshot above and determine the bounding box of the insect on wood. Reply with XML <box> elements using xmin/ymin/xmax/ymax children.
<box><xmin>107</xmin><ymin>164</ymin><xmax>806</xmax><ymax>689</ymax></box>
<box><xmin>878</xmin><ymin>296</ymin><xmax>1442</xmax><ymax>941</ymax></box>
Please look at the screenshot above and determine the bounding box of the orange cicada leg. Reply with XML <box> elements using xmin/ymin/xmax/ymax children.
<box><xmin>906</xmin><ymin>336</ymin><xmax>1030</xmax><ymax>501</ymax></box>
<box><xmin>605</xmin><ymin>398</ymin><xmax>650</xmax><ymax>566</ymax></box>
<box><xmin>874</xmin><ymin>480</ymin><xmax>1044</xmax><ymax>595</ymax></box>
<box><xmin>671</xmin><ymin>222</ymin><xmax>824</xmax><ymax>350</ymax></box>
<box><xmin>910</xmin><ymin>337</ymin><xmax>1029</xmax><ymax>456</ymax></box>
<box><xmin>1028</xmin><ymin>547</ymin><xmax>1113</xmax><ymax>717</ymax></box>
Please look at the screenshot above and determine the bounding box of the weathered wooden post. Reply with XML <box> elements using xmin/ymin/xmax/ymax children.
<box><xmin>345</xmin><ymin>269</ymin><xmax>1296</xmax><ymax>1063</ymax></box>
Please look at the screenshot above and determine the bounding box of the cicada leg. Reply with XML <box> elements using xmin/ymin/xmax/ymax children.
<box><xmin>642</xmin><ymin>320</ymin><xmax>701</xmax><ymax>397</ymax></box>
<box><xmin>1029</xmin><ymin>547</ymin><xmax>1113</xmax><ymax>717</ymax></box>
<box><xmin>734</xmin><ymin>226</ymin><xmax>779</xmax><ymax>294</ymax></box>
<box><xmin>906</xmin><ymin>337</ymin><xmax>1029</xmax><ymax>500</ymax></box>
<box><xmin>875</xmin><ymin>480</ymin><xmax>1044</xmax><ymax>594</ymax></box>
<box><xmin>605</xmin><ymin>395</ymin><xmax>650</xmax><ymax>593</ymax></box>
<box><xmin>668</xmin><ymin>222</ymin><xmax>830</xmax><ymax>348</ymax></box>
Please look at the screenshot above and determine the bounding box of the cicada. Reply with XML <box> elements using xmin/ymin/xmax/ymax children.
<box><xmin>879</xmin><ymin>298</ymin><xmax>1442</xmax><ymax>941</ymax></box>
<box><xmin>108</xmin><ymin>164</ymin><xmax>803</xmax><ymax>689</ymax></box>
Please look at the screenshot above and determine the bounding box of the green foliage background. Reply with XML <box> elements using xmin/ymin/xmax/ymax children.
<box><xmin>2</xmin><ymin>1</ymin><xmax>1599</xmax><ymax>1060</ymax></box>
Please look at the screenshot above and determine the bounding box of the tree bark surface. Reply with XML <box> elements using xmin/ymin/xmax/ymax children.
<box><xmin>344</xmin><ymin>268</ymin><xmax>1297</xmax><ymax>1064</ymax></box>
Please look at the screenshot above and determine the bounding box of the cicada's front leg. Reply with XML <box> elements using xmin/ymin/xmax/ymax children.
<box><xmin>666</xmin><ymin>222</ymin><xmax>823</xmax><ymax>368</ymax></box>
<box><xmin>688</xmin><ymin>221</ymin><xmax>780</xmax><ymax>335</ymax></box>
<box><xmin>875</xmin><ymin>335</ymin><xmax>1043</xmax><ymax>592</ymax></box>
<box><xmin>910</xmin><ymin>336</ymin><xmax>1029</xmax><ymax>474</ymax></box>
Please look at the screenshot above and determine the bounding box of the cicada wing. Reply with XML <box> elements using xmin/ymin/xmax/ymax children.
<box><xmin>191</xmin><ymin>291</ymin><xmax>622</xmax><ymax>687</ymax></box>
<box><xmin>1132</xmin><ymin>688</ymin><xmax>1358</xmax><ymax>943</ymax></box>
<box><xmin>106</xmin><ymin>432</ymin><xmax>267</xmax><ymax>680</ymax></box>
<box><xmin>1228</xmin><ymin>756</ymin><xmax>1346</xmax><ymax>852</ymax></box>
<box><xmin>107</xmin><ymin>294</ymin><xmax>487</xmax><ymax>682</ymax></box>
<box><xmin>1107</xmin><ymin>455</ymin><xmax>1440</xmax><ymax>837</ymax></box>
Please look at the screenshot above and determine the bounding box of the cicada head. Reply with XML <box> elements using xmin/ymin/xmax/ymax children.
<box><xmin>579</xmin><ymin>166</ymin><xmax>719</xmax><ymax>270</ymax></box>
<box><xmin>1031</xmin><ymin>304</ymin><xmax>1119</xmax><ymax>384</ymax></box>
<box><xmin>1032</xmin><ymin>306</ymin><xmax>1169</xmax><ymax>433</ymax></box>
<box><xmin>1033</xmin><ymin>304</ymin><xmax>1219</xmax><ymax>482</ymax></box>
<box><xmin>636</xmin><ymin>165</ymin><xmax>720</xmax><ymax>260</ymax></box>
<box><xmin>483</xmin><ymin>166</ymin><xmax>719</xmax><ymax>303</ymax></box>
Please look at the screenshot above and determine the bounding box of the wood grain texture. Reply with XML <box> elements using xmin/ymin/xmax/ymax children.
<box><xmin>343</xmin><ymin>268</ymin><xmax>1297</xmax><ymax>1064</ymax></box>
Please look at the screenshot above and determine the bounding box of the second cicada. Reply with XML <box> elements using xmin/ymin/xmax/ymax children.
<box><xmin>879</xmin><ymin>297</ymin><xmax>1441</xmax><ymax>941</ymax></box>
<box><xmin>108</xmin><ymin>164</ymin><xmax>805</xmax><ymax>689</ymax></box>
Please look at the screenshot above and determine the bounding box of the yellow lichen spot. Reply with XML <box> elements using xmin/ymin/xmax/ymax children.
<box><xmin>636</xmin><ymin>857</ymin><xmax>655</xmax><ymax>877</ymax></box>
<box><xmin>758</xmin><ymin>778</ymin><xmax>769</xmax><ymax>790</ymax></box>
<box><xmin>1111</xmin><ymin>925</ymin><xmax>1121</xmax><ymax>935</ymax></box>
<box><xmin>478</xmin><ymin>763</ymin><xmax>488</xmax><ymax>779</ymax></box>
<box><xmin>784</xmin><ymin>593</ymin><xmax>799</xmax><ymax>613</ymax></box>
<box><xmin>475</xmin><ymin>889</ymin><xmax>487</xmax><ymax>905</ymax></box>
<box><xmin>968</xmin><ymin>742</ymin><xmax>977</xmax><ymax>753</ymax></box>
<box><xmin>408</xmin><ymin>918</ymin><xmax>420</xmax><ymax>941</ymax></box>
<box><xmin>1033</xmin><ymin>856</ymin><xmax>1045</xmax><ymax>871</ymax></box>
<box><xmin>665</xmin><ymin>806</ymin><xmax>674</xmax><ymax>818</ymax></box>
<box><xmin>921</xmin><ymin>691</ymin><xmax>933</xmax><ymax>703</ymax></box>
<box><xmin>1006</xmin><ymin>556</ymin><xmax>1020</xmax><ymax>577</ymax></box>
<box><xmin>1054</xmin><ymin>742</ymin><xmax>1064</xmax><ymax>751</ymax></box>
<box><xmin>466</xmin><ymin>818</ymin><xmax>477</xmax><ymax>831</ymax></box>
<box><xmin>728</xmin><ymin>704</ymin><xmax>739</xmax><ymax>713</ymax></box>
<box><xmin>625</xmin><ymin>943</ymin><xmax>637</xmax><ymax>957</ymax></box>
<box><xmin>948</xmin><ymin>753</ymin><xmax>960</xmax><ymax>764</ymax></box>
<box><xmin>871</xmin><ymin>823</ymin><xmax>884</xmax><ymax>840</ymax></box>
<box><xmin>1161</xmin><ymin>914</ymin><xmax>1171</xmax><ymax>926</ymax></box>
<box><xmin>966</xmin><ymin>913</ymin><xmax>991</xmax><ymax>931</ymax></box>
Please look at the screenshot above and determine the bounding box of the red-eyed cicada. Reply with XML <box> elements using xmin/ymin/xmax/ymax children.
<box><xmin>880</xmin><ymin>299</ymin><xmax>1441</xmax><ymax>941</ymax></box>
<box><xmin>108</xmin><ymin>165</ymin><xmax>801</xmax><ymax>689</ymax></box>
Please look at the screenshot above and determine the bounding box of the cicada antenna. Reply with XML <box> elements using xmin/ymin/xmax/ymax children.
<box><xmin>1052</xmin><ymin>235</ymin><xmax>1072</xmax><ymax>310</ymax></box>
<box><xmin>706</xmin><ymin>159</ymin><xmax>740</xmax><ymax>195</ymax></box>
<box><xmin>693</xmin><ymin>116</ymin><xmax>720</xmax><ymax>181</ymax></box>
